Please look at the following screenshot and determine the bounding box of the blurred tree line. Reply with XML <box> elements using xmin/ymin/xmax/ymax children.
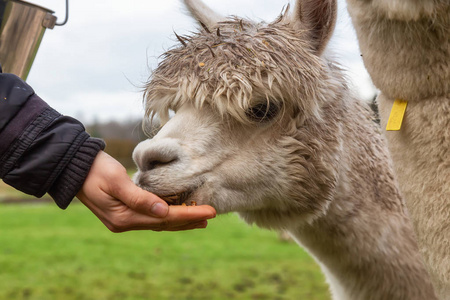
<box><xmin>86</xmin><ymin>118</ymin><xmax>160</xmax><ymax>170</ymax></box>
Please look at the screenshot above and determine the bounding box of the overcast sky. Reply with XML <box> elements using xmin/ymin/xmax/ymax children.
<box><xmin>25</xmin><ymin>0</ymin><xmax>376</xmax><ymax>124</ymax></box>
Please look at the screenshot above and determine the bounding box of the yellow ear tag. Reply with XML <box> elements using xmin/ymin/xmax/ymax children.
<box><xmin>386</xmin><ymin>99</ymin><xmax>408</xmax><ymax>131</ymax></box>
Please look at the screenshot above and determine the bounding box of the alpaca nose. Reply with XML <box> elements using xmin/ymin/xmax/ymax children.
<box><xmin>133</xmin><ymin>138</ymin><xmax>182</xmax><ymax>172</ymax></box>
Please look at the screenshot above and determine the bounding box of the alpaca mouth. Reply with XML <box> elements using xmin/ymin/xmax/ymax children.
<box><xmin>159</xmin><ymin>190</ymin><xmax>197</xmax><ymax>206</ymax></box>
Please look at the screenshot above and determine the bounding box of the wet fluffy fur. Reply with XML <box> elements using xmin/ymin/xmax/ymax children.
<box><xmin>346</xmin><ymin>0</ymin><xmax>450</xmax><ymax>298</ymax></box>
<box><xmin>144</xmin><ymin>15</ymin><xmax>334</xmax><ymax>125</ymax></box>
<box><xmin>135</xmin><ymin>1</ymin><xmax>439</xmax><ymax>299</ymax></box>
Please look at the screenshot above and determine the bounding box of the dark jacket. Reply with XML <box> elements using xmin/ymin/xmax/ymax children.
<box><xmin>0</xmin><ymin>68</ymin><xmax>105</xmax><ymax>209</ymax></box>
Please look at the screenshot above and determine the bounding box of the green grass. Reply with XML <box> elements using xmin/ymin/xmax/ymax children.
<box><xmin>0</xmin><ymin>203</ymin><xmax>329</xmax><ymax>300</ymax></box>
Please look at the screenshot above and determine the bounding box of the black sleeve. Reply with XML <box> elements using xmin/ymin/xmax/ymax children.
<box><xmin>0</xmin><ymin>72</ymin><xmax>105</xmax><ymax>209</ymax></box>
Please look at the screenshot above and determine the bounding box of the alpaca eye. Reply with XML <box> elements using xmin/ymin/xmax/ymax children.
<box><xmin>245</xmin><ymin>102</ymin><xmax>279</xmax><ymax>122</ymax></box>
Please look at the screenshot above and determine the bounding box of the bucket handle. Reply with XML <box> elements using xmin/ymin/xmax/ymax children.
<box><xmin>55</xmin><ymin>0</ymin><xmax>68</xmax><ymax>26</ymax></box>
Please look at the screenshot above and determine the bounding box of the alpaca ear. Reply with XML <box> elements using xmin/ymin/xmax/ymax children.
<box><xmin>292</xmin><ymin>0</ymin><xmax>337</xmax><ymax>55</ymax></box>
<box><xmin>182</xmin><ymin>0</ymin><xmax>226</xmax><ymax>31</ymax></box>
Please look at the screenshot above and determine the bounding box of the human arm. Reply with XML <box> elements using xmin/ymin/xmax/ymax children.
<box><xmin>0</xmin><ymin>71</ymin><xmax>216</xmax><ymax>230</ymax></box>
<box><xmin>0</xmin><ymin>71</ymin><xmax>104</xmax><ymax>208</ymax></box>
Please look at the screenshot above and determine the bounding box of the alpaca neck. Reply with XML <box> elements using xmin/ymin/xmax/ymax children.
<box><xmin>287</xmin><ymin>187</ymin><xmax>436</xmax><ymax>300</ymax></box>
<box><xmin>283</xmin><ymin>103</ymin><xmax>435</xmax><ymax>299</ymax></box>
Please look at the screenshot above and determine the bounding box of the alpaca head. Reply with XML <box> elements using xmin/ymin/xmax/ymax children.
<box><xmin>133</xmin><ymin>0</ymin><xmax>342</xmax><ymax>229</ymax></box>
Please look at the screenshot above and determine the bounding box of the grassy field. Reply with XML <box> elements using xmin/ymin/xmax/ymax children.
<box><xmin>0</xmin><ymin>200</ymin><xmax>330</xmax><ymax>300</ymax></box>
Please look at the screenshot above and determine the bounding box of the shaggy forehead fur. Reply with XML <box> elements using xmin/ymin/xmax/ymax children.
<box><xmin>144</xmin><ymin>14</ymin><xmax>337</xmax><ymax>124</ymax></box>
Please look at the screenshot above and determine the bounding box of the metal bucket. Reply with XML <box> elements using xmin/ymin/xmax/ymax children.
<box><xmin>0</xmin><ymin>0</ymin><xmax>57</xmax><ymax>80</ymax></box>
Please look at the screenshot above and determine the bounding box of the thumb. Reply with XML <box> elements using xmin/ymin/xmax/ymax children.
<box><xmin>115</xmin><ymin>180</ymin><xmax>169</xmax><ymax>218</ymax></box>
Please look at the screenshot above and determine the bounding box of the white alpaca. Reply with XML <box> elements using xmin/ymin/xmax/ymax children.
<box><xmin>346</xmin><ymin>0</ymin><xmax>450</xmax><ymax>298</ymax></box>
<box><xmin>133</xmin><ymin>0</ymin><xmax>437</xmax><ymax>298</ymax></box>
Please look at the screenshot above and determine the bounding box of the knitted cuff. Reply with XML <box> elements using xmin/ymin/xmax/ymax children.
<box><xmin>48</xmin><ymin>137</ymin><xmax>106</xmax><ymax>209</ymax></box>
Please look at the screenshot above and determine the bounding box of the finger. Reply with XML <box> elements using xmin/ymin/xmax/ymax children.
<box><xmin>159</xmin><ymin>220</ymin><xmax>209</xmax><ymax>231</ymax></box>
<box><xmin>164</xmin><ymin>205</ymin><xmax>216</xmax><ymax>224</ymax></box>
<box><xmin>111</xmin><ymin>179</ymin><xmax>170</xmax><ymax>218</ymax></box>
<box><xmin>107</xmin><ymin>209</ymin><xmax>211</xmax><ymax>232</ymax></box>
<box><xmin>123</xmin><ymin>206</ymin><xmax>215</xmax><ymax>230</ymax></box>
<box><xmin>121</xmin><ymin>220</ymin><xmax>209</xmax><ymax>232</ymax></box>
<box><xmin>128</xmin><ymin>205</ymin><xmax>215</xmax><ymax>230</ymax></box>
<box><xmin>97</xmin><ymin>204</ymin><xmax>214</xmax><ymax>232</ymax></box>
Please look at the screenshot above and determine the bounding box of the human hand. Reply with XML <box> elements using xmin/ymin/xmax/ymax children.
<box><xmin>76</xmin><ymin>151</ymin><xmax>216</xmax><ymax>232</ymax></box>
